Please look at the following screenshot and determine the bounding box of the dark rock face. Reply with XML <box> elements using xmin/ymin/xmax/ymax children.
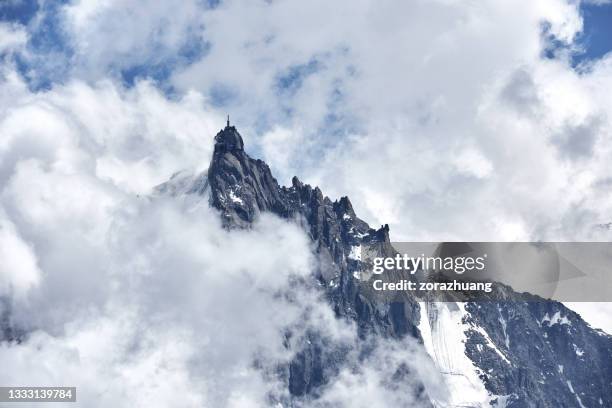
<box><xmin>207</xmin><ymin>124</ymin><xmax>420</xmax><ymax>328</ymax></box>
<box><xmin>167</xmin><ymin>124</ymin><xmax>612</xmax><ymax>407</ymax></box>
<box><xmin>465</xmin><ymin>298</ymin><xmax>612</xmax><ymax>407</ymax></box>
<box><xmin>208</xmin><ymin>124</ymin><xmax>290</xmax><ymax>227</ymax></box>
<box><xmin>0</xmin><ymin>299</ymin><xmax>23</xmax><ymax>343</ymax></box>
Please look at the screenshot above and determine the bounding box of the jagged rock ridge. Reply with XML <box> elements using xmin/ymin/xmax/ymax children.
<box><xmin>157</xmin><ymin>123</ymin><xmax>612</xmax><ymax>408</ymax></box>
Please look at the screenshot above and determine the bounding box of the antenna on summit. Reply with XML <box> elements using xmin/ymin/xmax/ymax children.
<box><xmin>226</xmin><ymin>115</ymin><xmax>230</xmax><ymax>127</ymax></box>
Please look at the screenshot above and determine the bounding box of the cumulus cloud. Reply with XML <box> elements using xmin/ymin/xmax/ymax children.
<box><xmin>0</xmin><ymin>209</ymin><xmax>41</xmax><ymax>298</ymax></box>
<box><xmin>308</xmin><ymin>338</ymin><xmax>446</xmax><ymax>408</ymax></box>
<box><xmin>56</xmin><ymin>0</ymin><xmax>598</xmax><ymax>243</ymax></box>
<box><xmin>0</xmin><ymin>22</ymin><xmax>27</xmax><ymax>54</ymax></box>
<box><xmin>0</xmin><ymin>181</ymin><xmax>349</xmax><ymax>407</ymax></box>
<box><xmin>0</xmin><ymin>75</ymin><xmax>219</xmax><ymax>194</ymax></box>
<box><xmin>13</xmin><ymin>0</ymin><xmax>608</xmax><ymax>242</ymax></box>
<box><xmin>60</xmin><ymin>0</ymin><xmax>207</xmax><ymax>80</ymax></box>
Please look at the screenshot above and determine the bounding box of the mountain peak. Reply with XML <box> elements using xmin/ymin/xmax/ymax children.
<box><xmin>213</xmin><ymin>120</ymin><xmax>244</xmax><ymax>153</ymax></box>
<box><xmin>207</xmin><ymin>121</ymin><xmax>287</xmax><ymax>226</ymax></box>
<box><xmin>155</xmin><ymin>121</ymin><xmax>612</xmax><ymax>407</ymax></box>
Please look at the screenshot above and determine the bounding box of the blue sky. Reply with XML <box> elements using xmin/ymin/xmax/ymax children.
<box><xmin>578</xmin><ymin>2</ymin><xmax>612</xmax><ymax>63</ymax></box>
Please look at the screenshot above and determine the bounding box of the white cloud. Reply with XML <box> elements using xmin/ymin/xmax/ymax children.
<box><xmin>60</xmin><ymin>0</ymin><xmax>206</xmax><ymax>80</ymax></box>
<box><xmin>565</xmin><ymin>302</ymin><xmax>612</xmax><ymax>334</ymax></box>
<box><xmin>32</xmin><ymin>0</ymin><xmax>605</xmax><ymax>244</ymax></box>
<box><xmin>309</xmin><ymin>338</ymin><xmax>445</xmax><ymax>408</ymax></box>
<box><xmin>0</xmin><ymin>208</ymin><xmax>41</xmax><ymax>298</ymax></box>
<box><xmin>65</xmin><ymin>0</ymin><xmax>593</xmax><ymax>243</ymax></box>
<box><xmin>0</xmin><ymin>73</ymin><xmax>221</xmax><ymax>330</ymax></box>
<box><xmin>452</xmin><ymin>147</ymin><xmax>494</xmax><ymax>179</ymax></box>
<box><xmin>0</xmin><ymin>77</ymin><xmax>219</xmax><ymax>194</ymax></box>
<box><xmin>0</xmin><ymin>22</ymin><xmax>28</xmax><ymax>54</ymax></box>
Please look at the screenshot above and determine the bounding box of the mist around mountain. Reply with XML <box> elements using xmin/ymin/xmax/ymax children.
<box><xmin>0</xmin><ymin>115</ymin><xmax>610</xmax><ymax>407</ymax></box>
<box><xmin>153</xmin><ymin>122</ymin><xmax>612</xmax><ymax>407</ymax></box>
<box><xmin>1</xmin><ymin>1</ymin><xmax>612</xmax><ymax>407</ymax></box>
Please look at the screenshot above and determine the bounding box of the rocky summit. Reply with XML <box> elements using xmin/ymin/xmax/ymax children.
<box><xmin>156</xmin><ymin>122</ymin><xmax>612</xmax><ymax>407</ymax></box>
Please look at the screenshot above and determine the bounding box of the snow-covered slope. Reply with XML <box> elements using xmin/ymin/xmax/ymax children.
<box><xmin>419</xmin><ymin>302</ymin><xmax>490</xmax><ymax>407</ymax></box>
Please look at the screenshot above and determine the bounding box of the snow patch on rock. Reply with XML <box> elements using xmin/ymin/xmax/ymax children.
<box><xmin>418</xmin><ymin>302</ymin><xmax>491</xmax><ymax>407</ymax></box>
<box><xmin>542</xmin><ymin>311</ymin><xmax>571</xmax><ymax>327</ymax></box>
<box><xmin>228</xmin><ymin>189</ymin><xmax>243</xmax><ymax>204</ymax></box>
<box><xmin>348</xmin><ymin>245</ymin><xmax>361</xmax><ymax>261</ymax></box>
